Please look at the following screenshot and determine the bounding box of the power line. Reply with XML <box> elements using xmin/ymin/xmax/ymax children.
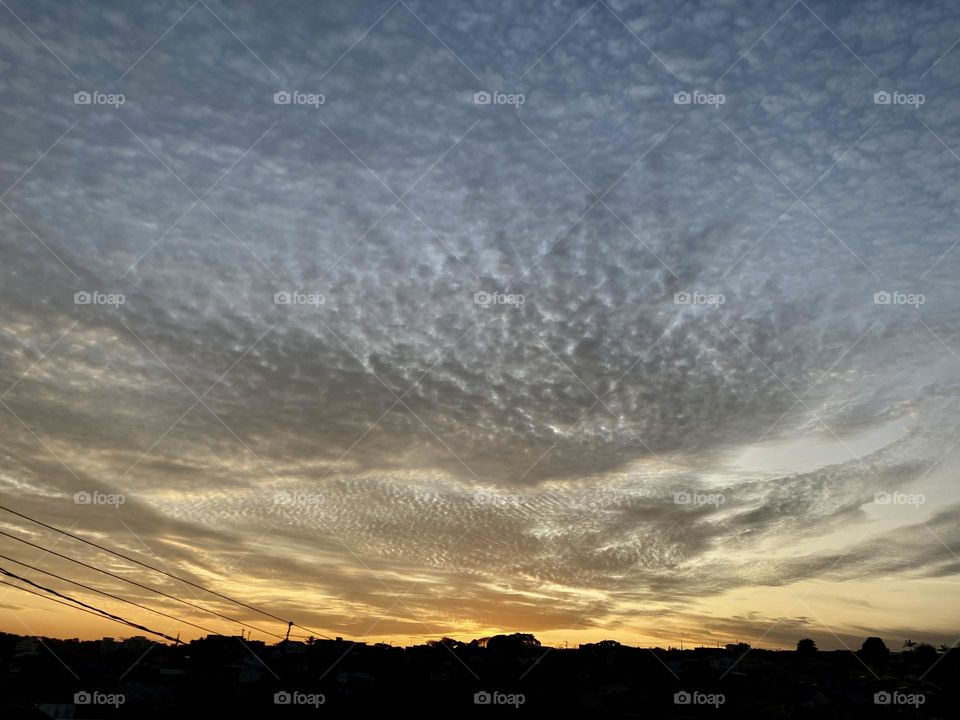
<box><xmin>1</xmin><ymin>578</ymin><xmax>125</xmax><ymax>624</ymax></box>
<box><xmin>0</xmin><ymin>505</ymin><xmax>333</xmax><ymax>640</ymax></box>
<box><xmin>0</xmin><ymin>529</ymin><xmax>287</xmax><ymax>641</ymax></box>
<box><xmin>0</xmin><ymin>565</ymin><xmax>178</xmax><ymax>643</ymax></box>
<box><xmin>0</xmin><ymin>551</ymin><xmax>222</xmax><ymax>638</ymax></box>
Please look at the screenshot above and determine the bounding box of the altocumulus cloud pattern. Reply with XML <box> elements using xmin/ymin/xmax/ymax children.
<box><xmin>1</xmin><ymin>0</ymin><xmax>959</xmax><ymax>649</ymax></box>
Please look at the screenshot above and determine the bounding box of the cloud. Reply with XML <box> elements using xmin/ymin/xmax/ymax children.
<box><xmin>1</xmin><ymin>0</ymin><xmax>959</xmax><ymax>645</ymax></box>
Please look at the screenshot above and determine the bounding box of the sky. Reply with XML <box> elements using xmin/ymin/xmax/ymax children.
<box><xmin>1</xmin><ymin>0</ymin><xmax>959</xmax><ymax>652</ymax></box>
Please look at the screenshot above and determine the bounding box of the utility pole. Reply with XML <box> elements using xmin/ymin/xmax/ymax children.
<box><xmin>285</xmin><ymin>621</ymin><xmax>292</xmax><ymax>642</ymax></box>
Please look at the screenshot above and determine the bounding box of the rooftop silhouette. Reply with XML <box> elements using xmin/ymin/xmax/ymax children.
<box><xmin>1</xmin><ymin>629</ymin><xmax>956</xmax><ymax>717</ymax></box>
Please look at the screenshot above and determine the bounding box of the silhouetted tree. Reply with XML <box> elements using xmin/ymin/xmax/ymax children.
<box><xmin>913</xmin><ymin>643</ymin><xmax>937</xmax><ymax>666</ymax></box>
<box><xmin>486</xmin><ymin>633</ymin><xmax>541</xmax><ymax>652</ymax></box>
<box><xmin>796</xmin><ymin>638</ymin><xmax>818</xmax><ymax>655</ymax></box>
<box><xmin>903</xmin><ymin>638</ymin><xmax>917</xmax><ymax>651</ymax></box>
<box><xmin>860</xmin><ymin>637</ymin><xmax>889</xmax><ymax>665</ymax></box>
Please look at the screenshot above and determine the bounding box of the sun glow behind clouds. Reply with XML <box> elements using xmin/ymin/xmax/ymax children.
<box><xmin>730</xmin><ymin>417</ymin><xmax>911</xmax><ymax>475</ymax></box>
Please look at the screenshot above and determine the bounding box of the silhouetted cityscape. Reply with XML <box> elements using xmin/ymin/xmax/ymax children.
<box><xmin>1</xmin><ymin>630</ymin><xmax>956</xmax><ymax>717</ymax></box>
